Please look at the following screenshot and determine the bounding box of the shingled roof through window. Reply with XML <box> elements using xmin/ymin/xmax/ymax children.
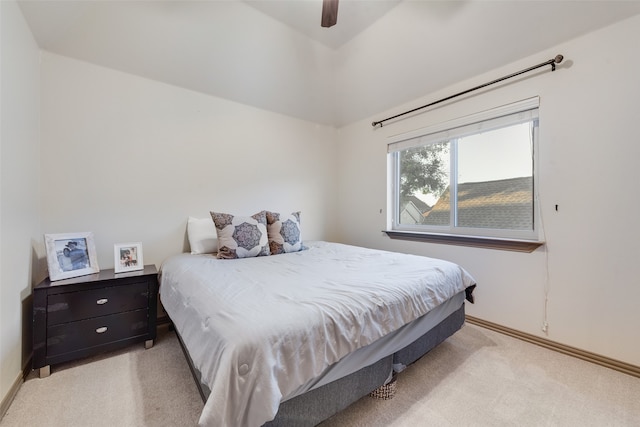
<box><xmin>423</xmin><ymin>176</ymin><xmax>533</xmax><ymax>230</ymax></box>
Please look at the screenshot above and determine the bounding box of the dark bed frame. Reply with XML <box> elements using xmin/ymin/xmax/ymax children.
<box><xmin>172</xmin><ymin>302</ymin><xmax>467</xmax><ymax>427</ymax></box>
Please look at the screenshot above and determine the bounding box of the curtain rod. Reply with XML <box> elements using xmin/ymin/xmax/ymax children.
<box><xmin>371</xmin><ymin>54</ymin><xmax>564</xmax><ymax>128</ymax></box>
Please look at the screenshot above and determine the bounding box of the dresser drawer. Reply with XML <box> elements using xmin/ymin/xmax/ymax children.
<box><xmin>47</xmin><ymin>309</ymin><xmax>149</xmax><ymax>357</ymax></box>
<box><xmin>47</xmin><ymin>281</ymin><xmax>149</xmax><ymax>325</ymax></box>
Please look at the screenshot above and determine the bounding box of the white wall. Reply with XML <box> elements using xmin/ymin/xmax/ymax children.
<box><xmin>0</xmin><ymin>0</ymin><xmax>42</xmax><ymax>409</ymax></box>
<box><xmin>336</xmin><ymin>15</ymin><xmax>640</xmax><ymax>367</ymax></box>
<box><xmin>40</xmin><ymin>53</ymin><xmax>339</xmax><ymax>270</ymax></box>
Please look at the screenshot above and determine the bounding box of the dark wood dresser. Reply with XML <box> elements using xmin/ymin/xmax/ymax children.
<box><xmin>33</xmin><ymin>265</ymin><xmax>158</xmax><ymax>377</ymax></box>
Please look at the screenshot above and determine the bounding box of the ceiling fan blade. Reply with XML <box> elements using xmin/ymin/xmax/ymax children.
<box><xmin>321</xmin><ymin>0</ymin><xmax>338</xmax><ymax>28</ymax></box>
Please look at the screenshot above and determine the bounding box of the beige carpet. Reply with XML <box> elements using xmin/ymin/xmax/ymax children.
<box><xmin>2</xmin><ymin>324</ymin><xmax>639</xmax><ymax>426</ymax></box>
<box><xmin>321</xmin><ymin>324</ymin><xmax>640</xmax><ymax>426</ymax></box>
<box><xmin>1</xmin><ymin>325</ymin><xmax>203</xmax><ymax>427</ymax></box>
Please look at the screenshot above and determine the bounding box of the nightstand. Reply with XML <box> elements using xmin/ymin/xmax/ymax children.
<box><xmin>33</xmin><ymin>265</ymin><xmax>158</xmax><ymax>378</ymax></box>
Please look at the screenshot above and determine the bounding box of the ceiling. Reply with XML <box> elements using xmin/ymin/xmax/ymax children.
<box><xmin>244</xmin><ymin>0</ymin><xmax>403</xmax><ymax>49</ymax></box>
<box><xmin>17</xmin><ymin>0</ymin><xmax>640</xmax><ymax>127</ymax></box>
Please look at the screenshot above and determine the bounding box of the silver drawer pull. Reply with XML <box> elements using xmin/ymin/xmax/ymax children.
<box><xmin>95</xmin><ymin>327</ymin><xmax>108</xmax><ymax>334</ymax></box>
<box><xmin>96</xmin><ymin>298</ymin><xmax>108</xmax><ymax>305</ymax></box>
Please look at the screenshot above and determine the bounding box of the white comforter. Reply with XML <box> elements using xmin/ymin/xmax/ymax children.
<box><xmin>159</xmin><ymin>241</ymin><xmax>476</xmax><ymax>427</ymax></box>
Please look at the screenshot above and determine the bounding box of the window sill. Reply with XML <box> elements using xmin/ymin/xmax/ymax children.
<box><xmin>383</xmin><ymin>230</ymin><xmax>544</xmax><ymax>253</ymax></box>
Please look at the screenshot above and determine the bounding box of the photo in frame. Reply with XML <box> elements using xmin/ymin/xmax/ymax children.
<box><xmin>44</xmin><ymin>232</ymin><xmax>100</xmax><ymax>281</ymax></box>
<box><xmin>114</xmin><ymin>242</ymin><xmax>144</xmax><ymax>273</ymax></box>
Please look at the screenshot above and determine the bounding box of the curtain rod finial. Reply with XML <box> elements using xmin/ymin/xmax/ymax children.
<box><xmin>554</xmin><ymin>54</ymin><xmax>564</xmax><ymax>64</ymax></box>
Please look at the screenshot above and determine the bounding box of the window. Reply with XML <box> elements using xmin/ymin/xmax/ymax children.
<box><xmin>388</xmin><ymin>98</ymin><xmax>541</xmax><ymax>245</ymax></box>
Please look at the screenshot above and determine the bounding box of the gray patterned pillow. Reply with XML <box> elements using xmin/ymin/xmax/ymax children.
<box><xmin>210</xmin><ymin>211</ymin><xmax>270</xmax><ymax>259</ymax></box>
<box><xmin>266</xmin><ymin>211</ymin><xmax>302</xmax><ymax>255</ymax></box>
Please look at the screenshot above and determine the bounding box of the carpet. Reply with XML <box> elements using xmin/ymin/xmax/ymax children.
<box><xmin>2</xmin><ymin>324</ymin><xmax>639</xmax><ymax>426</ymax></box>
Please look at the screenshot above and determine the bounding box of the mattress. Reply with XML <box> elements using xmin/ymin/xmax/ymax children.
<box><xmin>159</xmin><ymin>241</ymin><xmax>476</xmax><ymax>427</ymax></box>
<box><xmin>287</xmin><ymin>290</ymin><xmax>467</xmax><ymax>398</ymax></box>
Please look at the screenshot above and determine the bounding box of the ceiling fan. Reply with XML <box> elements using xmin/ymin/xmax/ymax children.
<box><xmin>321</xmin><ymin>0</ymin><xmax>339</xmax><ymax>27</ymax></box>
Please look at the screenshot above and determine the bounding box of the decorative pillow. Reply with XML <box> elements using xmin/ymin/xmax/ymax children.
<box><xmin>187</xmin><ymin>217</ymin><xmax>218</xmax><ymax>254</ymax></box>
<box><xmin>210</xmin><ymin>211</ymin><xmax>270</xmax><ymax>259</ymax></box>
<box><xmin>266</xmin><ymin>211</ymin><xmax>302</xmax><ymax>255</ymax></box>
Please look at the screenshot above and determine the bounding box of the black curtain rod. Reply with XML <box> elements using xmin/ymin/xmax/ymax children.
<box><xmin>372</xmin><ymin>54</ymin><xmax>564</xmax><ymax>128</ymax></box>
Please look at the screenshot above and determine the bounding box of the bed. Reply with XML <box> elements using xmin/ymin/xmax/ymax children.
<box><xmin>159</xmin><ymin>240</ymin><xmax>476</xmax><ymax>426</ymax></box>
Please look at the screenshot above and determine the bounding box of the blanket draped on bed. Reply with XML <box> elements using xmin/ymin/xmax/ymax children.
<box><xmin>159</xmin><ymin>241</ymin><xmax>476</xmax><ymax>427</ymax></box>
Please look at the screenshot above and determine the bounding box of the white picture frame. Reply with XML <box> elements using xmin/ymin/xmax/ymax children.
<box><xmin>44</xmin><ymin>232</ymin><xmax>100</xmax><ymax>281</ymax></box>
<box><xmin>114</xmin><ymin>242</ymin><xmax>144</xmax><ymax>273</ymax></box>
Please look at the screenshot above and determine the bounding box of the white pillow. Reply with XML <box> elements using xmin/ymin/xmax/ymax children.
<box><xmin>187</xmin><ymin>217</ymin><xmax>218</xmax><ymax>254</ymax></box>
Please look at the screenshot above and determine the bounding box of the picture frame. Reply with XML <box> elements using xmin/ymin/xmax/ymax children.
<box><xmin>44</xmin><ymin>232</ymin><xmax>100</xmax><ymax>281</ymax></box>
<box><xmin>114</xmin><ymin>242</ymin><xmax>144</xmax><ymax>273</ymax></box>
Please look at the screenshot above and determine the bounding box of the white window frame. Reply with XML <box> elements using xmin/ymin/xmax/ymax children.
<box><xmin>387</xmin><ymin>97</ymin><xmax>541</xmax><ymax>243</ymax></box>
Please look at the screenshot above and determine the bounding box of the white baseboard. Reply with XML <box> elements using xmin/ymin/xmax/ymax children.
<box><xmin>466</xmin><ymin>315</ymin><xmax>640</xmax><ymax>378</ymax></box>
